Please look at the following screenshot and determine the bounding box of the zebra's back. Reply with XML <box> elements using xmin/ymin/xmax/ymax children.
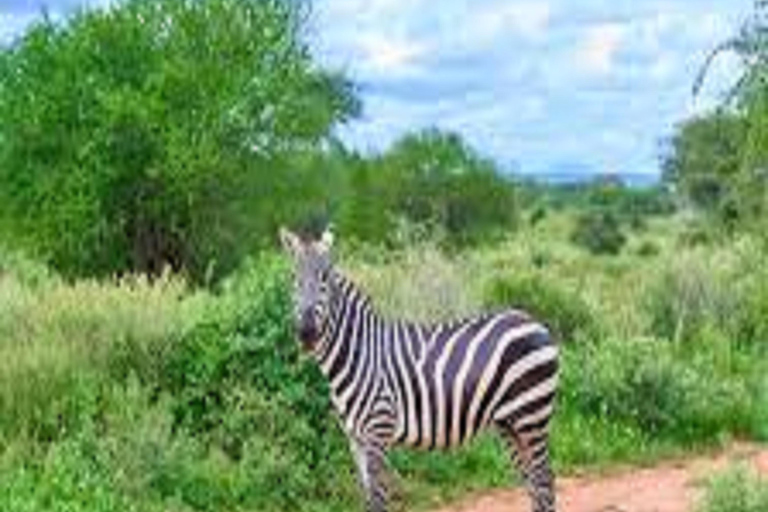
<box><xmin>391</xmin><ymin>310</ymin><xmax>558</xmax><ymax>449</ymax></box>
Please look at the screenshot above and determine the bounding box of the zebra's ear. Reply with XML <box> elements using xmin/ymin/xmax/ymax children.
<box><xmin>279</xmin><ymin>226</ymin><xmax>302</xmax><ymax>257</ymax></box>
<box><xmin>316</xmin><ymin>226</ymin><xmax>334</xmax><ymax>255</ymax></box>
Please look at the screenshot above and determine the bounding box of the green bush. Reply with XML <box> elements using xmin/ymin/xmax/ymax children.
<box><xmin>0</xmin><ymin>0</ymin><xmax>358</xmax><ymax>283</ymax></box>
<box><xmin>678</xmin><ymin>220</ymin><xmax>716</xmax><ymax>247</ymax></box>
<box><xmin>643</xmin><ymin>255</ymin><xmax>738</xmax><ymax>343</ymax></box>
<box><xmin>570</xmin><ymin>210</ymin><xmax>627</xmax><ymax>255</ymax></box>
<box><xmin>484</xmin><ymin>273</ymin><xmax>597</xmax><ymax>343</ymax></box>
<box><xmin>732</xmin><ymin>264</ymin><xmax>768</xmax><ymax>353</ymax></box>
<box><xmin>0</xmin><ymin>269</ymin><xmax>197</xmax><ymax>441</ymax></box>
<box><xmin>560</xmin><ymin>337</ymin><xmax>757</xmax><ymax>443</ymax></box>
<box><xmin>0</xmin><ymin>254</ymin><xmax>361</xmax><ymax>512</ymax></box>
<box><xmin>155</xmin><ymin>254</ymin><xmax>364</xmax><ymax>510</ymax></box>
<box><xmin>342</xmin><ymin>129</ymin><xmax>518</xmax><ymax>247</ymax></box>
<box><xmin>529</xmin><ymin>205</ymin><xmax>548</xmax><ymax>227</ymax></box>
<box><xmin>636</xmin><ymin>240</ymin><xmax>660</xmax><ymax>257</ymax></box>
<box><xmin>699</xmin><ymin>466</ymin><xmax>768</xmax><ymax>512</ymax></box>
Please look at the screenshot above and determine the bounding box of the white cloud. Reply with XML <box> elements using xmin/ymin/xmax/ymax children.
<box><xmin>2</xmin><ymin>0</ymin><xmax>756</xmax><ymax>177</ymax></box>
<box><xmin>575</xmin><ymin>22</ymin><xmax>625</xmax><ymax>75</ymax></box>
<box><xmin>356</xmin><ymin>32</ymin><xmax>427</xmax><ymax>76</ymax></box>
<box><xmin>471</xmin><ymin>1</ymin><xmax>553</xmax><ymax>42</ymax></box>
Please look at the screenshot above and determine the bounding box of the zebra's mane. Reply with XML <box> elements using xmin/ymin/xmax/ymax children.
<box><xmin>328</xmin><ymin>267</ymin><xmax>498</xmax><ymax>342</ymax></box>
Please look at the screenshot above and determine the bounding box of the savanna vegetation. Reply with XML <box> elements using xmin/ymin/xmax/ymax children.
<box><xmin>0</xmin><ymin>0</ymin><xmax>767</xmax><ymax>511</ymax></box>
<box><xmin>700</xmin><ymin>465</ymin><xmax>768</xmax><ymax>512</ymax></box>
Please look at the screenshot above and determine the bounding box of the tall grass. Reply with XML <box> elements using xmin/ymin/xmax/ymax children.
<box><xmin>0</xmin><ymin>212</ymin><xmax>767</xmax><ymax>511</ymax></box>
<box><xmin>699</xmin><ymin>466</ymin><xmax>768</xmax><ymax>512</ymax></box>
<box><xmin>350</xmin><ymin>214</ymin><xmax>768</xmax><ymax>470</ymax></box>
<box><xmin>0</xmin><ymin>269</ymin><xmax>206</xmax><ymax>442</ymax></box>
<box><xmin>0</xmin><ymin>254</ymin><xmax>361</xmax><ymax>512</ymax></box>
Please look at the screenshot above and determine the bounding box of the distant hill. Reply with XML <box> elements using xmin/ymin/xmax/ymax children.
<box><xmin>515</xmin><ymin>170</ymin><xmax>660</xmax><ymax>188</ymax></box>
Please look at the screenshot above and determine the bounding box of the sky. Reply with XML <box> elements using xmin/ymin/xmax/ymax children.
<box><xmin>0</xmin><ymin>0</ymin><xmax>754</xmax><ymax>177</ymax></box>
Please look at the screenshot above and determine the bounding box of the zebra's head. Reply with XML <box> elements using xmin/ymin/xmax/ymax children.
<box><xmin>279</xmin><ymin>226</ymin><xmax>335</xmax><ymax>350</ymax></box>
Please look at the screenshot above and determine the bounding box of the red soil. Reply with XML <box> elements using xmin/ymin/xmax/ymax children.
<box><xmin>435</xmin><ymin>444</ymin><xmax>768</xmax><ymax>512</ymax></box>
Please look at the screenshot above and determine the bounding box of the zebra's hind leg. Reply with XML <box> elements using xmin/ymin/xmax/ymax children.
<box><xmin>349</xmin><ymin>437</ymin><xmax>390</xmax><ymax>512</ymax></box>
<box><xmin>498</xmin><ymin>421</ymin><xmax>556</xmax><ymax>512</ymax></box>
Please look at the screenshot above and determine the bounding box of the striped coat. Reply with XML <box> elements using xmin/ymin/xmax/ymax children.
<box><xmin>280</xmin><ymin>228</ymin><xmax>559</xmax><ymax>512</ymax></box>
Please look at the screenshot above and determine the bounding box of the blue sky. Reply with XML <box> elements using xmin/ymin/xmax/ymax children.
<box><xmin>1</xmin><ymin>0</ymin><xmax>753</xmax><ymax>177</ymax></box>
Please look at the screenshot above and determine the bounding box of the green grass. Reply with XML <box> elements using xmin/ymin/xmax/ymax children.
<box><xmin>1</xmin><ymin>211</ymin><xmax>767</xmax><ymax>511</ymax></box>
<box><xmin>699</xmin><ymin>466</ymin><xmax>768</xmax><ymax>512</ymax></box>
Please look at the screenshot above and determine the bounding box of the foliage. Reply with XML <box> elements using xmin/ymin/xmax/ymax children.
<box><xmin>2</xmin><ymin>212</ymin><xmax>768</xmax><ymax>511</ymax></box>
<box><xmin>160</xmin><ymin>255</ymin><xmax>345</xmax><ymax>476</ymax></box>
<box><xmin>340</xmin><ymin>129</ymin><xmax>518</xmax><ymax>247</ymax></box>
<box><xmin>699</xmin><ymin>466</ymin><xmax>768</xmax><ymax>512</ymax></box>
<box><xmin>519</xmin><ymin>179</ymin><xmax>675</xmax><ymax>218</ymax></box>
<box><xmin>0</xmin><ymin>253</ymin><xmax>360</xmax><ymax>512</ymax></box>
<box><xmin>336</xmin><ymin>156</ymin><xmax>395</xmax><ymax>245</ymax></box>
<box><xmin>669</xmin><ymin>1</ymin><xmax>768</xmax><ymax>232</ymax></box>
<box><xmin>661</xmin><ymin>112</ymin><xmax>747</xmax><ymax>224</ymax></box>
<box><xmin>560</xmin><ymin>336</ymin><xmax>759</xmax><ymax>444</ymax></box>
<box><xmin>484</xmin><ymin>273</ymin><xmax>597</xmax><ymax>343</ymax></box>
<box><xmin>643</xmin><ymin>253</ymin><xmax>736</xmax><ymax>343</ymax></box>
<box><xmin>0</xmin><ymin>266</ymin><xmax>199</xmax><ymax>442</ymax></box>
<box><xmin>643</xmin><ymin>241</ymin><xmax>768</xmax><ymax>354</ymax></box>
<box><xmin>0</xmin><ymin>0</ymin><xmax>358</xmax><ymax>283</ymax></box>
<box><xmin>635</xmin><ymin>240</ymin><xmax>660</xmax><ymax>257</ymax></box>
<box><xmin>570</xmin><ymin>210</ymin><xmax>627</xmax><ymax>255</ymax></box>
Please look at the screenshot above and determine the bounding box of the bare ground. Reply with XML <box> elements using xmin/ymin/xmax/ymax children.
<box><xmin>435</xmin><ymin>444</ymin><xmax>768</xmax><ymax>512</ymax></box>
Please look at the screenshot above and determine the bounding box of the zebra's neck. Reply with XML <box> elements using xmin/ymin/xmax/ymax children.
<box><xmin>314</xmin><ymin>271</ymin><xmax>377</xmax><ymax>377</ymax></box>
<box><xmin>312</xmin><ymin>270</ymin><xmax>434</xmax><ymax>417</ymax></box>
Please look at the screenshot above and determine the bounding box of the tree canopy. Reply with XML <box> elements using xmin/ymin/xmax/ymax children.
<box><xmin>663</xmin><ymin>1</ymin><xmax>768</xmax><ymax>231</ymax></box>
<box><xmin>339</xmin><ymin>129</ymin><xmax>518</xmax><ymax>247</ymax></box>
<box><xmin>0</xmin><ymin>0</ymin><xmax>359</xmax><ymax>282</ymax></box>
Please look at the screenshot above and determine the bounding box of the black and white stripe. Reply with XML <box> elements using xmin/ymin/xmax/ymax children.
<box><xmin>310</xmin><ymin>271</ymin><xmax>559</xmax><ymax>512</ymax></box>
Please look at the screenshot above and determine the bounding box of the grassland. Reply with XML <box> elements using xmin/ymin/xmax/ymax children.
<box><xmin>1</xmin><ymin>211</ymin><xmax>767</xmax><ymax>511</ymax></box>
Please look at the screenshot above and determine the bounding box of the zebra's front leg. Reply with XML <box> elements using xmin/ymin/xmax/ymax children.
<box><xmin>350</xmin><ymin>437</ymin><xmax>390</xmax><ymax>512</ymax></box>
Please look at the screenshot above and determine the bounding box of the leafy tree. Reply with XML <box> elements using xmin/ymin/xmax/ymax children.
<box><xmin>0</xmin><ymin>0</ymin><xmax>359</xmax><ymax>282</ymax></box>
<box><xmin>661</xmin><ymin>113</ymin><xmax>747</xmax><ymax>222</ymax></box>
<box><xmin>372</xmin><ymin>128</ymin><xmax>518</xmax><ymax>245</ymax></box>
<box><xmin>674</xmin><ymin>0</ymin><xmax>768</xmax><ymax>229</ymax></box>
<box><xmin>337</xmin><ymin>156</ymin><xmax>395</xmax><ymax>245</ymax></box>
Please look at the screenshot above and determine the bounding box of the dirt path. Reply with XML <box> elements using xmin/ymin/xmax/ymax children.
<box><xmin>435</xmin><ymin>444</ymin><xmax>768</xmax><ymax>512</ymax></box>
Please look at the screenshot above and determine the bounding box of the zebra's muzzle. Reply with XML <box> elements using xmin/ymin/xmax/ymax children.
<box><xmin>297</xmin><ymin>310</ymin><xmax>319</xmax><ymax>349</ymax></box>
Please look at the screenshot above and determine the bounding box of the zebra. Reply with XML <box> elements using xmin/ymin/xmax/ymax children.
<box><xmin>279</xmin><ymin>227</ymin><xmax>559</xmax><ymax>512</ymax></box>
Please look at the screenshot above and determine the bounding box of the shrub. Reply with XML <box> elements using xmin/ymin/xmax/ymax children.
<box><xmin>560</xmin><ymin>337</ymin><xmax>757</xmax><ymax>443</ymax></box>
<box><xmin>699</xmin><ymin>466</ymin><xmax>768</xmax><ymax>512</ymax></box>
<box><xmin>636</xmin><ymin>240</ymin><xmax>660</xmax><ymax>257</ymax></box>
<box><xmin>159</xmin><ymin>254</ymin><xmax>359</xmax><ymax>509</ymax></box>
<box><xmin>731</xmin><ymin>260</ymin><xmax>768</xmax><ymax>353</ymax></box>
<box><xmin>643</xmin><ymin>254</ymin><xmax>738</xmax><ymax>343</ymax></box>
<box><xmin>0</xmin><ymin>269</ymin><xmax>197</xmax><ymax>441</ymax></box>
<box><xmin>570</xmin><ymin>210</ymin><xmax>627</xmax><ymax>255</ymax></box>
<box><xmin>678</xmin><ymin>220</ymin><xmax>715</xmax><ymax>247</ymax></box>
<box><xmin>0</xmin><ymin>254</ymin><xmax>361</xmax><ymax>512</ymax></box>
<box><xmin>484</xmin><ymin>274</ymin><xmax>597</xmax><ymax>343</ymax></box>
<box><xmin>529</xmin><ymin>205</ymin><xmax>548</xmax><ymax>227</ymax></box>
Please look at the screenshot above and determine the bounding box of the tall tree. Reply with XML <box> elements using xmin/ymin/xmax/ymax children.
<box><xmin>374</xmin><ymin>128</ymin><xmax>518</xmax><ymax>245</ymax></box>
<box><xmin>0</xmin><ymin>0</ymin><xmax>359</xmax><ymax>282</ymax></box>
<box><xmin>666</xmin><ymin>1</ymin><xmax>768</xmax><ymax>227</ymax></box>
<box><xmin>661</xmin><ymin>113</ymin><xmax>747</xmax><ymax>218</ymax></box>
